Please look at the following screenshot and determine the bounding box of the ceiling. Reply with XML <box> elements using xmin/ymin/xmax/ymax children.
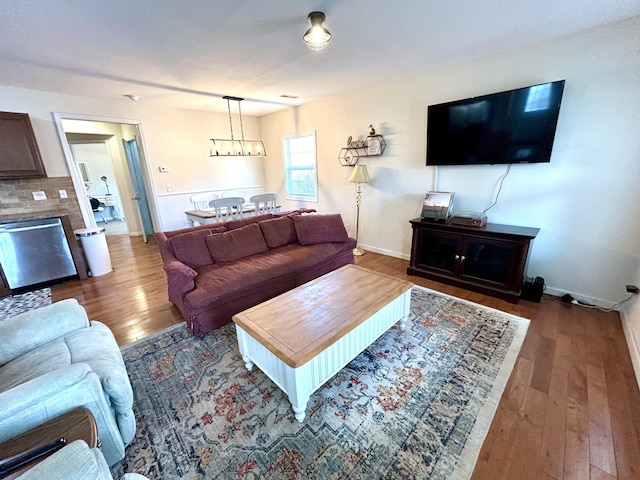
<box><xmin>1</xmin><ymin>1</ymin><xmax>638</xmax><ymax>116</ymax></box>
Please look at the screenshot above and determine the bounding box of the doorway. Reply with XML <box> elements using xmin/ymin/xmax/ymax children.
<box><xmin>53</xmin><ymin>114</ymin><xmax>157</xmax><ymax>242</ymax></box>
<box><xmin>68</xmin><ymin>139</ymin><xmax>128</xmax><ymax>235</ymax></box>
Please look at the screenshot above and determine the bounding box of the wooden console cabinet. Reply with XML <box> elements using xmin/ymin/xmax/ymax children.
<box><xmin>407</xmin><ymin>218</ymin><xmax>539</xmax><ymax>303</ymax></box>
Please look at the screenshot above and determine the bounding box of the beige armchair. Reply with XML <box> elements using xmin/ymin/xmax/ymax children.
<box><xmin>0</xmin><ymin>299</ymin><xmax>136</xmax><ymax>466</ymax></box>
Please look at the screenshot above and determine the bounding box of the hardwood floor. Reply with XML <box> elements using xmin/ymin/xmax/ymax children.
<box><xmin>51</xmin><ymin>235</ymin><xmax>640</xmax><ymax>479</ymax></box>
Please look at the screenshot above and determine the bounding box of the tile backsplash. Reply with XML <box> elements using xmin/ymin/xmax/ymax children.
<box><xmin>0</xmin><ymin>177</ymin><xmax>84</xmax><ymax>230</ymax></box>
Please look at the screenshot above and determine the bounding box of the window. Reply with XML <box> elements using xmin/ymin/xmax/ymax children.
<box><xmin>283</xmin><ymin>132</ymin><xmax>318</xmax><ymax>202</ymax></box>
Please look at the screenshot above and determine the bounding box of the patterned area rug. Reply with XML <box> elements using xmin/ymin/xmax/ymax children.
<box><xmin>112</xmin><ymin>286</ymin><xmax>529</xmax><ymax>479</ymax></box>
<box><xmin>0</xmin><ymin>288</ymin><xmax>51</xmax><ymax>321</ymax></box>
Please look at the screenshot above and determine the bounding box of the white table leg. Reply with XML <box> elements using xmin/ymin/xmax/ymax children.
<box><xmin>289</xmin><ymin>392</ymin><xmax>310</xmax><ymax>422</ymax></box>
<box><xmin>398</xmin><ymin>288</ymin><xmax>411</xmax><ymax>329</ymax></box>
<box><xmin>242</xmin><ymin>356</ymin><xmax>254</xmax><ymax>371</ymax></box>
<box><xmin>288</xmin><ymin>368</ymin><xmax>311</xmax><ymax>422</ymax></box>
<box><xmin>236</xmin><ymin>325</ymin><xmax>254</xmax><ymax>371</ymax></box>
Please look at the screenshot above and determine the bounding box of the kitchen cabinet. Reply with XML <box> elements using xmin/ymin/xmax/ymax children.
<box><xmin>0</xmin><ymin>111</ymin><xmax>47</xmax><ymax>179</ymax></box>
<box><xmin>407</xmin><ymin>218</ymin><xmax>539</xmax><ymax>303</ymax></box>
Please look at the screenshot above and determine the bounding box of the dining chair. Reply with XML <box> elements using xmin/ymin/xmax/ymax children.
<box><xmin>189</xmin><ymin>193</ymin><xmax>219</xmax><ymax>210</ymax></box>
<box><xmin>210</xmin><ymin>197</ymin><xmax>245</xmax><ymax>221</ymax></box>
<box><xmin>250</xmin><ymin>193</ymin><xmax>278</xmax><ymax>215</ymax></box>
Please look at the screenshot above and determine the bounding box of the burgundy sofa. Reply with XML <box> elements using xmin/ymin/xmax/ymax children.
<box><xmin>155</xmin><ymin>210</ymin><xmax>356</xmax><ymax>336</ymax></box>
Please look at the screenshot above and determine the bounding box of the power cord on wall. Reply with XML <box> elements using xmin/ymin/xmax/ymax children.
<box><xmin>482</xmin><ymin>164</ymin><xmax>512</xmax><ymax>215</ymax></box>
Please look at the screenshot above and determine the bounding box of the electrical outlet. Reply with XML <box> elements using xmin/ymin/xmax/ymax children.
<box><xmin>32</xmin><ymin>191</ymin><xmax>46</xmax><ymax>200</ymax></box>
<box><xmin>166</xmin><ymin>184</ymin><xmax>175</xmax><ymax>192</ymax></box>
<box><xmin>627</xmin><ymin>285</ymin><xmax>639</xmax><ymax>294</ymax></box>
<box><xmin>58</xmin><ymin>189</ymin><xmax>68</xmax><ymax>198</ymax></box>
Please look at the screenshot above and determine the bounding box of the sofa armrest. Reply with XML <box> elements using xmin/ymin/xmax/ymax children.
<box><xmin>0</xmin><ymin>299</ymin><xmax>90</xmax><ymax>366</ymax></box>
<box><xmin>164</xmin><ymin>259</ymin><xmax>198</xmax><ymax>295</ymax></box>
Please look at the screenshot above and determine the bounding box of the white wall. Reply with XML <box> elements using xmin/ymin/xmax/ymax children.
<box><xmin>0</xmin><ymin>87</ymin><xmax>266</xmax><ymax>232</ymax></box>
<box><xmin>260</xmin><ymin>16</ymin><xmax>640</xmax><ymax>308</ymax></box>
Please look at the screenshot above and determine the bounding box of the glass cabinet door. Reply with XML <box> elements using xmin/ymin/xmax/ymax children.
<box><xmin>416</xmin><ymin>231</ymin><xmax>460</xmax><ymax>274</ymax></box>
<box><xmin>461</xmin><ymin>238</ymin><xmax>518</xmax><ymax>287</ymax></box>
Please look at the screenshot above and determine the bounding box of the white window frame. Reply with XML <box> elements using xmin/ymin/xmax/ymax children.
<box><xmin>283</xmin><ymin>131</ymin><xmax>318</xmax><ymax>202</ymax></box>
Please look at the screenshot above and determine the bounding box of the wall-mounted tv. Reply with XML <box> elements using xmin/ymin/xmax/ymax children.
<box><xmin>426</xmin><ymin>80</ymin><xmax>565</xmax><ymax>166</ymax></box>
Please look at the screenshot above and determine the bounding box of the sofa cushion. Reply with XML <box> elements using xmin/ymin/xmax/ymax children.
<box><xmin>259</xmin><ymin>216</ymin><xmax>297</xmax><ymax>249</ymax></box>
<box><xmin>168</xmin><ymin>227</ymin><xmax>226</xmax><ymax>268</ymax></box>
<box><xmin>188</xmin><ymin>243</ymin><xmax>344</xmax><ymax>307</ymax></box>
<box><xmin>205</xmin><ymin>223</ymin><xmax>269</xmax><ymax>263</ymax></box>
<box><xmin>292</xmin><ymin>213</ymin><xmax>349</xmax><ymax>245</ymax></box>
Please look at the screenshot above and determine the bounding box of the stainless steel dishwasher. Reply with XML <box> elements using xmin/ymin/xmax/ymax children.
<box><xmin>0</xmin><ymin>217</ymin><xmax>78</xmax><ymax>289</ymax></box>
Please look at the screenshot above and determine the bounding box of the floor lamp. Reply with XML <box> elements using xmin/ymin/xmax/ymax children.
<box><xmin>347</xmin><ymin>164</ymin><xmax>372</xmax><ymax>256</ymax></box>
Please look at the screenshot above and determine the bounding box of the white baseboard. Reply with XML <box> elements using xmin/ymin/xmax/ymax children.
<box><xmin>543</xmin><ymin>286</ymin><xmax>621</xmax><ymax>311</ymax></box>
<box><xmin>358</xmin><ymin>244</ymin><xmax>409</xmax><ymax>260</ymax></box>
<box><xmin>621</xmin><ymin>309</ymin><xmax>640</xmax><ymax>389</ymax></box>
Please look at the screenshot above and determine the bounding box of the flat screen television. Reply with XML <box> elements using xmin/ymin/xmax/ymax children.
<box><xmin>426</xmin><ymin>80</ymin><xmax>565</xmax><ymax>166</ymax></box>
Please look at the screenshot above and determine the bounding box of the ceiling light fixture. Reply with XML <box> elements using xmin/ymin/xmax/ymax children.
<box><xmin>209</xmin><ymin>96</ymin><xmax>266</xmax><ymax>157</ymax></box>
<box><xmin>303</xmin><ymin>11</ymin><xmax>331</xmax><ymax>51</ymax></box>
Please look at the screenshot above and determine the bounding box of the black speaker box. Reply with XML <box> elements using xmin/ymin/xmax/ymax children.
<box><xmin>521</xmin><ymin>276</ymin><xmax>545</xmax><ymax>302</ymax></box>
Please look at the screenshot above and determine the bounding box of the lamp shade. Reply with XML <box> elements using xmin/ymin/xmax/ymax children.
<box><xmin>347</xmin><ymin>164</ymin><xmax>371</xmax><ymax>184</ymax></box>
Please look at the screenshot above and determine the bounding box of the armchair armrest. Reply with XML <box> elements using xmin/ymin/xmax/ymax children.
<box><xmin>0</xmin><ymin>364</ymin><xmax>93</xmax><ymax>420</ymax></box>
<box><xmin>12</xmin><ymin>440</ymin><xmax>113</xmax><ymax>480</ymax></box>
<box><xmin>0</xmin><ymin>299</ymin><xmax>90</xmax><ymax>365</ymax></box>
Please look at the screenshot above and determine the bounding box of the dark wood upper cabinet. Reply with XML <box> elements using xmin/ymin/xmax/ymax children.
<box><xmin>0</xmin><ymin>111</ymin><xmax>47</xmax><ymax>179</ymax></box>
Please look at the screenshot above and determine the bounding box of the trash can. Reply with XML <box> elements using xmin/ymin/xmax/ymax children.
<box><xmin>74</xmin><ymin>227</ymin><xmax>112</xmax><ymax>277</ymax></box>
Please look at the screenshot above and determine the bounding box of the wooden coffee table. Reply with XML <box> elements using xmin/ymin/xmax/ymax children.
<box><xmin>0</xmin><ymin>407</ymin><xmax>98</xmax><ymax>479</ymax></box>
<box><xmin>232</xmin><ymin>264</ymin><xmax>413</xmax><ymax>422</ymax></box>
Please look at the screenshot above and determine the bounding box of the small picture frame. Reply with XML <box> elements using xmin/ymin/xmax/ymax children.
<box><xmin>421</xmin><ymin>191</ymin><xmax>455</xmax><ymax>221</ymax></box>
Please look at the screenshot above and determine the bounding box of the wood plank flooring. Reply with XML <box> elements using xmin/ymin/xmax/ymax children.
<box><xmin>51</xmin><ymin>235</ymin><xmax>640</xmax><ymax>479</ymax></box>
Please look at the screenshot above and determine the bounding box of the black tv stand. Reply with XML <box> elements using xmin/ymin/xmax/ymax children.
<box><xmin>407</xmin><ymin>218</ymin><xmax>539</xmax><ymax>303</ymax></box>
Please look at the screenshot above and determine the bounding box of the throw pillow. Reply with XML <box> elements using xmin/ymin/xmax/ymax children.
<box><xmin>292</xmin><ymin>213</ymin><xmax>349</xmax><ymax>245</ymax></box>
<box><xmin>168</xmin><ymin>228</ymin><xmax>225</xmax><ymax>268</ymax></box>
<box><xmin>259</xmin><ymin>216</ymin><xmax>298</xmax><ymax>249</ymax></box>
<box><xmin>206</xmin><ymin>223</ymin><xmax>269</xmax><ymax>263</ymax></box>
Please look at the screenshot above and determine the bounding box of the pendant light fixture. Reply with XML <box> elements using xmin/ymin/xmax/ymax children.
<box><xmin>303</xmin><ymin>11</ymin><xmax>332</xmax><ymax>51</ymax></box>
<box><xmin>209</xmin><ymin>96</ymin><xmax>266</xmax><ymax>157</ymax></box>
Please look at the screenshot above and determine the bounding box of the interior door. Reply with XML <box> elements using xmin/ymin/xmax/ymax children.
<box><xmin>123</xmin><ymin>138</ymin><xmax>154</xmax><ymax>242</ymax></box>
